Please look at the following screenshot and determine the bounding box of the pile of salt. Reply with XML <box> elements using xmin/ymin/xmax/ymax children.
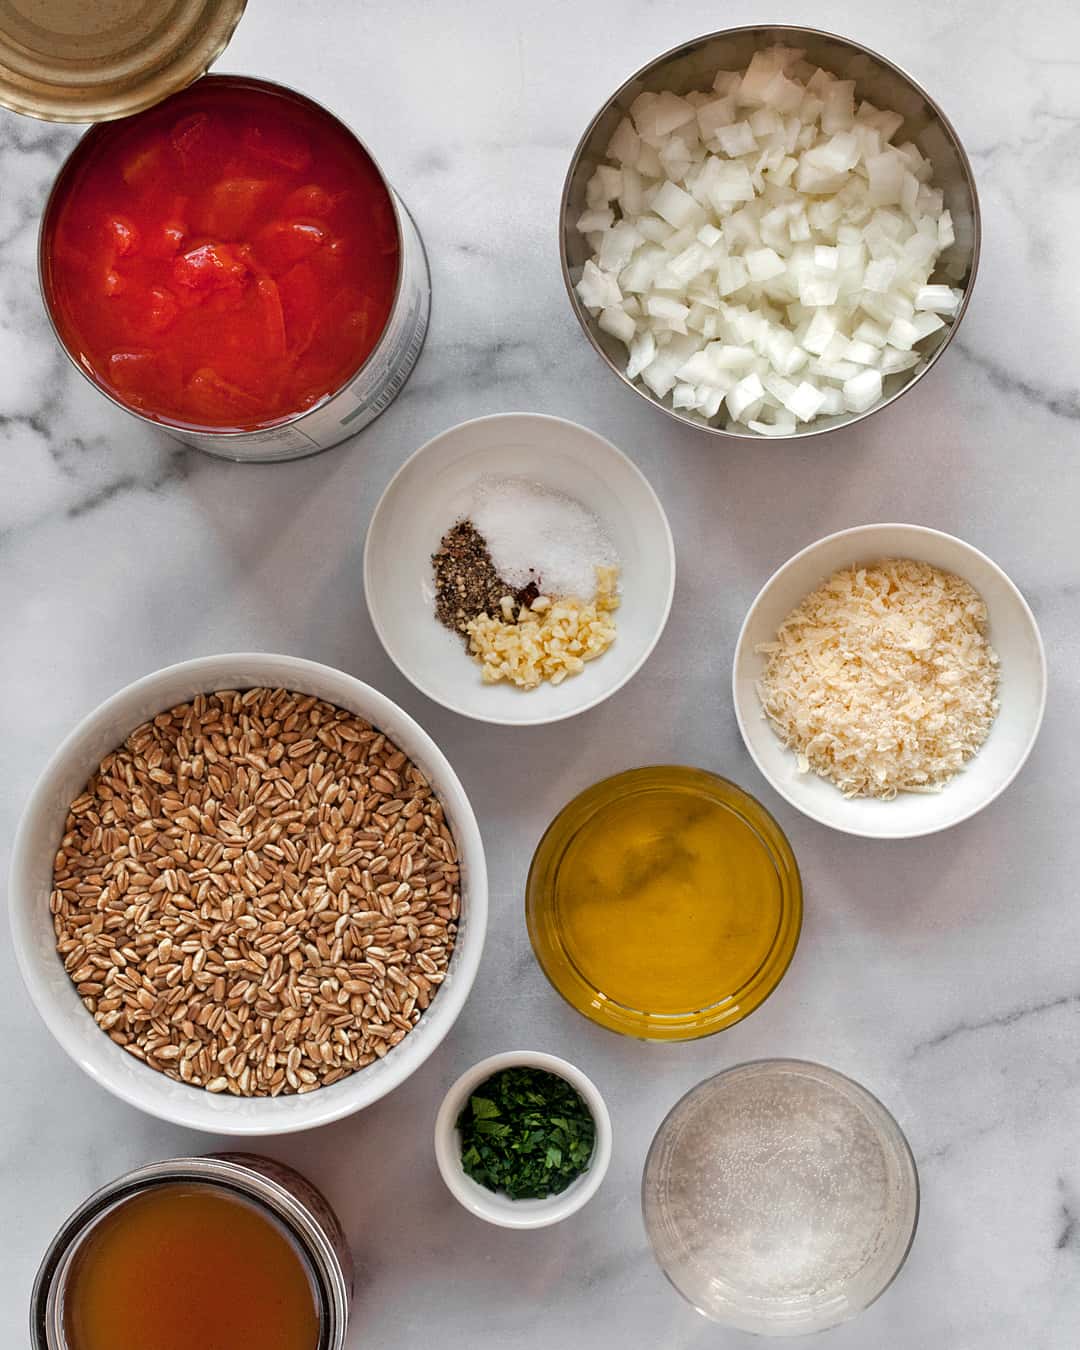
<box><xmin>468</xmin><ymin>476</ymin><xmax>617</xmax><ymax>600</ymax></box>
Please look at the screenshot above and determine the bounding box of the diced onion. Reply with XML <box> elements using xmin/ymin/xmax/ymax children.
<box><xmin>574</xmin><ymin>45</ymin><xmax>964</xmax><ymax>433</ymax></box>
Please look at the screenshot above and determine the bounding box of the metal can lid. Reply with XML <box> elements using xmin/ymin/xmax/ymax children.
<box><xmin>0</xmin><ymin>0</ymin><xmax>246</xmax><ymax>122</ymax></box>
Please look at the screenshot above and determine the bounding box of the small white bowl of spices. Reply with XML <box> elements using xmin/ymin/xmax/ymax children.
<box><xmin>364</xmin><ymin>413</ymin><xmax>675</xmax><ymax>725</ymax></box>
<box><xmin>434</xmin><ymin>1050</ymin><xmax>612</xmax><ymax>1228</ymax></box>
<box><xmin>733</xmin><ymin>524</ymin><xmax>1046</xmax><ymax>838</ymax></box>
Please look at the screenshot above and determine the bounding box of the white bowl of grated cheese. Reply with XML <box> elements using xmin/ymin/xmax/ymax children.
<box><xmin>364</xmin><ymin>413</ymin><xmax>676</xmax><ymax>726</ymax></box>
<box><xmin>733</xmin><ymin>524</ymin><xmax>1046</xmax><ymax>838</ymax></box>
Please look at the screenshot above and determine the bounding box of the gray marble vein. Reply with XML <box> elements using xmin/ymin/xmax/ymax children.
<box><xmin>910</xmin><ymin>989</ymin><xmax>1080</xmax><ymax>1058</ymax></box>
<box><xmin>950</xmin><ymin>341</ymin><xmax>1080</xmax><ymax>422</ymax></box>
<box><xmin>1054</xmin><ymin>1178</ymin><xmax>1078</xmax><ymax>1252</ymax></box>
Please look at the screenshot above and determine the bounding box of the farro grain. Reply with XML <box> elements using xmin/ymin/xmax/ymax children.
<box><xmin>51</xmin><ymin>689</ymin><xmax>460</xmax><ymax>1098</ymax></box>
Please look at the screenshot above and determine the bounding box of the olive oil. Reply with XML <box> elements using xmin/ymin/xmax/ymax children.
<box><xmin>527</xmin><ymin>767</ymin><xmax>801</xmax><ymax>1040</ymax></box>
<box><xmin>62</xmin><ymin>1182</ymin><xmax>320</xmax><ymax>1350</ymax></box>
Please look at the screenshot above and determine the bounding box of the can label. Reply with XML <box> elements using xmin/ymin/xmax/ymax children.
<box><xmin>174</xmin><ymin>192</ymin><xmax>430</xmax><ymax>463</ymax></box>
<box><xmin>211</xmin><ymin>1153</ymin><xmax>355</xmax><ymax>1296</ymax></box>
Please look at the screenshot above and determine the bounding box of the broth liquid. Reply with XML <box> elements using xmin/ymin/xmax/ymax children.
<box><xmin>62</xmin><ymin>1182</ymin><xmax>320</xmax><ymax>1350</ymax></box>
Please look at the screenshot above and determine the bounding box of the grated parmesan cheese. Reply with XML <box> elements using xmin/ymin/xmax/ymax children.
<box><xmin>756</xmin><ymin>558</ymin><xmax>1000</xmax><ymax>798</ymax></box>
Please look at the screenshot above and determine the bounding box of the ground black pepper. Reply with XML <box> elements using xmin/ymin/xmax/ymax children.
<box><xmin>432</xmin><ymin>520</ymin><xmax>512</xmax><ymax>638</ymax></box>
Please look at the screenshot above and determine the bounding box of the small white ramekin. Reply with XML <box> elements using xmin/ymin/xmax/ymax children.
<box><xmin>434</xmin><ymin>1050</ymin><xmax>612</xmax><ymax>1228</ymax></box>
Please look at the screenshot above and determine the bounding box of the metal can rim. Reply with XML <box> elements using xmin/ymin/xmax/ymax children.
<box><xmin>38</xmin><ymin>71</ymin><xmax>413</xmax><ymax>444</ymax></box>
<box><xmin>0</xmin><ymin>0</ymin><xmax>248</xmax><ymax>124</ymax></box>
<box><xmin>30</xmin><ymin>1155</ymin><xmax>350</xmax><ymax>1350</ymax></box>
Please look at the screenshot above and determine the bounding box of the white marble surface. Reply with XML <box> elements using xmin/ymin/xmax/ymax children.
<box><xmin>2</xmin><ymin>0</ymin><xmax>1079</xmax><ymax>1345</ymax></box>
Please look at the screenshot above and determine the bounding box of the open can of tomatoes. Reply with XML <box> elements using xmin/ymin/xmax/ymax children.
<box><xmin>37</xmin><ymin>73</ymin><xmax>430</xmax><ymax>461</ymax></box>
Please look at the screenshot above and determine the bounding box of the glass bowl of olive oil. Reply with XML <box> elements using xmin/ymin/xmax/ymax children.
<box><xmin>526</xmin><ymin>767</ymin><xmax>801</xmax><ymax>1040</ymax></box>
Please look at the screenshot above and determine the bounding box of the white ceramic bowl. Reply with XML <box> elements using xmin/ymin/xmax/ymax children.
<box><xmin>733</xmin><ymin>525</ymin><xmax>1046</xmax><ymax>839</ymax></box>
<box><xmin>434</xmin><ymin>1050</ymin><xmax>612</xmax><ymax>1228</ymax></box>
<box><xmin>363</xmin><ymin>413</ymin><xmax>675</xmax><ymax>725</ymax></box>
<box><xmin>9</xmin><ymin>653</ymin><xmax>488</xmax><ymax>1134</ymax></box>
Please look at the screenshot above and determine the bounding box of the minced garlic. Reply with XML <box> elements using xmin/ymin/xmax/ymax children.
<box><xmin>465</xmin><ymin>565</ymin><xmax>619</xmax><ymax>690</ymax></box>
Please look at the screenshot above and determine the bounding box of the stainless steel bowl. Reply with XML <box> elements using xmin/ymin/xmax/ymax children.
<box><xmin>559</xmin><ymin>26</ymin><xmax>981</xmax><ymax>440</ymax></box>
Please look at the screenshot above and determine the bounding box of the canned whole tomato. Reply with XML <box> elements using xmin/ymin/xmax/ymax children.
<box><xmin>40</xmin><ymin>75</ymin><xmax>430</xmax><ymax>462</ymax></box>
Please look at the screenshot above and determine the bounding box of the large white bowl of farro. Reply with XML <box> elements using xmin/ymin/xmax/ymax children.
<box><xmin>9</xmin><ymin>653</ymin><xmax>487</xmax><ymax>1134</ymax></box>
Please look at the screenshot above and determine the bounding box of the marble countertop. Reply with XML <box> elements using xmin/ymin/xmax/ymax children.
<box><xmin>3</xmin><ymin>0</ymin><xmax>1078</xmax><ymax>1345</ymax></box>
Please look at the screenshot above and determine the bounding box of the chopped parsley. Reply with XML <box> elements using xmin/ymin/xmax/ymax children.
<box><xmin>457</xmin><ymin>1066</ymin><xmax>596</xmax><ymax>1200</ymax></box>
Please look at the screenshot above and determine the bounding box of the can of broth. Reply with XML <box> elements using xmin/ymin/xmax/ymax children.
<box><xmin>30</xmin><ymin>1154</ymin><xmax>353</xmax><ymax>1349</ymax></box>
<box><xmin>39</xmin><ymin>74</ymin><xmax>431</xmax><ymax>462</ymax></box>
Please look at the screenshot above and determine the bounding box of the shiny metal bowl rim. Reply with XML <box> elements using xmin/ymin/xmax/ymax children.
<box><xmin>558</xmin><ymin>24</ymin><xmax>983</xmax><ymax>442</ymax></box>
